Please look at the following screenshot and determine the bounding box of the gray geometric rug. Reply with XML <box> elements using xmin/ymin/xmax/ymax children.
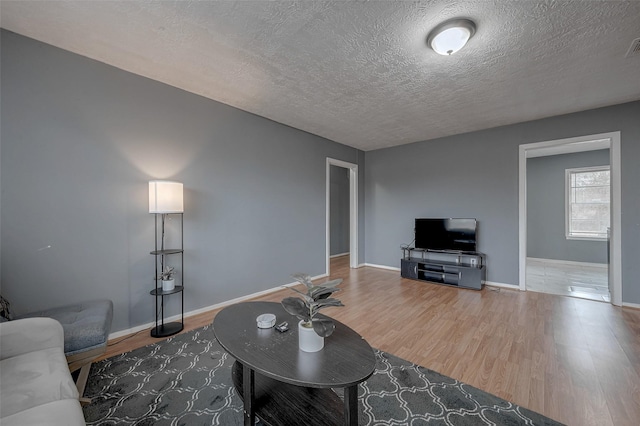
<box><xmin>83</xmin><ymin>325</ymin><xmax>563</xmax><ymax>425</ymax></box>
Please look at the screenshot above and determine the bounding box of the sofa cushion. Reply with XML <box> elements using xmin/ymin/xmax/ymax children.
<box><xmin>0</xmin><ymin>347</ymin><xmax>79</xmax><ymax>418</ymax></box>
<box><xmin>0</xmin><ymin>399</ymin><xmax>85</xmax><ymax>426</ymax></box>
<box><xmin>0</xmin><ymin>317</ymin><xmax>64</xmax><ymax>360</ymax></box>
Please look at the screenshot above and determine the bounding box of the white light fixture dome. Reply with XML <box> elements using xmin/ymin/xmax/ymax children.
<box><xmin>427</xmin><ymin>18</ymin><xmax>476</xmax><ymax>56</ymax></box>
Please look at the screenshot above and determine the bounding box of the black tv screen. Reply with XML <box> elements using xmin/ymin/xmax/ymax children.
<box><xmin>415</xmin><ymin>218</ymin><xmax>477</xmax><ymax>252</ymax></box>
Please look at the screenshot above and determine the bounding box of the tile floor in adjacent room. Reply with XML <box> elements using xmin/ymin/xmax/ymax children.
<box><xmin>526</xmin><ymin>258</ymin><xmax>610</xmax><ymax>302</ymax></box>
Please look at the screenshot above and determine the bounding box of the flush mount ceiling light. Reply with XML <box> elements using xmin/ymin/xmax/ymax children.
<box><xmin>427</xmin><ymin>18</ymin><xmax>476</xmax><ymax>56</ymax></box>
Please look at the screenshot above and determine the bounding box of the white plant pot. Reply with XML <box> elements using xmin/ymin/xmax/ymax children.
<box><xmin>298</xmin><ymin>321</ymin><xmax>324</xmax><ymax>352</ymax></box>
<box><xmin>162</xmin><ymin>279</ymin><xmax>175</xmax><ymax>292</ymax></box>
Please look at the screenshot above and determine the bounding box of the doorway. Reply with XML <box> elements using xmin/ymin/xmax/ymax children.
<box><xmin>326</xmin><ymin>158</ymin><xmax>358</xmax><ymax>275</ymax></box>
<box><xmin>518</xmin><ymin>132</ymin><xmax>622</xmax><ymax>306</ymax></box>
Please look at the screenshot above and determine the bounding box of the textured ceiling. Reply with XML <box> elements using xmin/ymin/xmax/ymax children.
<box><xmin>1</xmin><ymin>1</ymin><xmax>639</xmax><ymax>151</ymax></box>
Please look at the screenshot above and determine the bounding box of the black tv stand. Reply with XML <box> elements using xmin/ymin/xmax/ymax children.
<box><xmin>400</xmin><ymin>247</ymin><xmax>485</xmax><ymax>290</ymax></box>
<box><xmin>424</xmin><ymin>248</ymin><xmax>478</xmax><ymax>255</ymax></box>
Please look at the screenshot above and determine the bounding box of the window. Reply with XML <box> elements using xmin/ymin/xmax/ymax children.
<box><xmin>566</xmin><ymin>166</ymin><xmax>610</xmax><ymax>240</ymax></box>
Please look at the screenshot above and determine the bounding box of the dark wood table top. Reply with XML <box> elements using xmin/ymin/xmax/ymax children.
<box><xmin>213</xmin><ymin>301</ymin><xmax>376</xmax><ymax>388</ymax></box>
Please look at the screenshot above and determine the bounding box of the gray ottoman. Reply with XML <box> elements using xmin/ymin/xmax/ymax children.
<box><xmin>16</xmin><ymin>299</ymin><xmax>113</xmax><ymax>401</ymax></box>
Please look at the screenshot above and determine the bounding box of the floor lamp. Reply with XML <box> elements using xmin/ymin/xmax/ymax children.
<box><xmin>149</xmin><ymin>180</ymin><xmax>184</xmax><ymax>337</ymax></box>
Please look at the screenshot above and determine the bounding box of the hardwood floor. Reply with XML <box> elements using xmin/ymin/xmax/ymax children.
<box><xmin>101</xmin><ymin>256</ymin><xmax>640</xmax><ymax>426</ymax></box>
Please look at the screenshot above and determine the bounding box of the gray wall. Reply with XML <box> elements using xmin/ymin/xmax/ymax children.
<box><xmin>527</xmin><ymin>150</ymin><xmax>609</xmax><ymax>264</ymax></box>
<box><xmin>330</xmin><ymin>165</ymin><xmax>350</xmax><ymax>256</ymax></box>
<box><xmin>0</xmin><ymin>31</ymin><xmax>365</xmax><ymax>332</ymax></box>
<box><xmin>365</xmin><ymin>101</ymin><xmax>640</xmax><ymax>304</ymax></box>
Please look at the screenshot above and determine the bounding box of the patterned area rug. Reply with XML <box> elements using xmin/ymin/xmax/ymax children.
<box><xmin>83</xmin><ymin>325</ymin><xmax>562</xmax><ymax>425</ymax></box>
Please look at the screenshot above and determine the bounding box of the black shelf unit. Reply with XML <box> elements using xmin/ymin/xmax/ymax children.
<box><xmin>150</xmin><ymin>213</ymin><xmax>184</xmax><ymax>338</ymax></box>
<box><xmin>150</xmin><ymin>285</ymin><xmax>184</xmax><ymax>296</ymax></box>
<box><xmin>400</xmin><ymin>247</ymin><xmax>485</xmax><ymax>290</ymax></box>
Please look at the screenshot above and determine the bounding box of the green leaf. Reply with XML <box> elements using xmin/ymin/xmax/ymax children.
<box><xmin>310</xmin><ymin>298</ymin><xmax>344</xmax><ymax>317</ymax></box>
<box><xmin>312</xmin><ymin>318</ymin><xmax>336</xmax><ymax>337</ymax></box>
<box><xmin>291</xmin><ymin>273</ymin><xmax>314</xmax><ymax>289</ymax></box>
<box><xmin>286</xmin><ymin>286</ymin><xmax>314</xmax><ymax>303</ymax></box>
<box><xmin>315</xmin><ymin>298</ymin><xmax>344</xmax><ymax>309</ymax></box>
<box><xmin>309</xmin><ymin>286</ymin><xmax>340</xmax><ymax>300</ymax></box>
<box><xmin>284</xmin><ymin>273</ymin><xmax>344</xmax><ymax>323</ymax></box>
<box><xmin>281</xmin><ymin>297</ymin><xmax>310</xmax><ymax>322</ymax></box>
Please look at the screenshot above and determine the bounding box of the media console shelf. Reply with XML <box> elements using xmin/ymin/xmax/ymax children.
<box><xmin>400</xmin><ymin>247</ymin><xmax>485</xmax><ymax>290</ymax></box>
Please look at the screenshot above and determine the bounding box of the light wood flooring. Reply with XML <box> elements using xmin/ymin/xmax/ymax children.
<box><xmin>101</xmin><ymin>256</ymin><xmax>640</xmax><ymax>426</ymax></box>
<box><xmin>527</xmin><ymin>258</ymin><xmax>610</xmax><ymax>302</ymax></box>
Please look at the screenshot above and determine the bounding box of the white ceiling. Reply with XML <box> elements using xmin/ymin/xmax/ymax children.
<box><xmin>2</xmin><ymin>1</ymin><xmax>639</xmax><ymax>151</ymax></box>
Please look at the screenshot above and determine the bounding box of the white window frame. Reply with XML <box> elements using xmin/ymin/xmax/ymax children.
<box><xmin>565</xmin><ymin>165</ymin><xmax>610</xmax><ymax>241</ymax></box>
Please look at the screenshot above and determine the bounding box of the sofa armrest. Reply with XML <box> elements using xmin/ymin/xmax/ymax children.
<box><xmin>0</xmin><ymin>317</ymin><xmax>64</xmax><ymax>360</ymax></box>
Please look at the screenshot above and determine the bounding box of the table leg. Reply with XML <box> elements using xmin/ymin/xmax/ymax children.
<box><xmin>243</xmin><ymin>364</ymin><xmax>255</xmax><ymax>426</ymax></box>
<box><xmin>344</xmin><ymin>385</ymin><xmax>358</xmax><ymax>426</ymax></box>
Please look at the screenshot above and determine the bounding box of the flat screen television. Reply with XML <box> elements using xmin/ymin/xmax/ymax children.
<box><xmin>415</xmin><ymin>218</ymin><xmax>477</xmax><ymax>253</ymax></box>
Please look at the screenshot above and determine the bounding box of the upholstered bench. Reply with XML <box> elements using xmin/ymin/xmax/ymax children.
<box><xmin>15</xmin><ymin>299</ymin><xmax>113</xmax><ymax>401</ymax></box>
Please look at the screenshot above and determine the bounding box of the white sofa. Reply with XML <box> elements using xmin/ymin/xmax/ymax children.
<box><xmin>0</xmin><ymin>317</ymin><xmax>86</xmax><ymax>425</ymax></box>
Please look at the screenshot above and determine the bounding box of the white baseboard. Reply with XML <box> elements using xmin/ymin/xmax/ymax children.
<box><xmin>109</xmin><ymin>322</ymin><xmax>158</xmax><ymax>340</ymax></box>
<box><xmin>330</xmin><ymin>252</ymin><xmax>349</xmax><ymax>259</ymax></box>
<box><xmin>527</xmin><ymin>257</ymin><xmax>608</xmax><ymax>269</ymax></box>
<box><xmin>622</xmin><ymin>302</ymin><xmax>640</xmax><ymax>310</ymax></box>
<box><xmin>108</xmin><ymin>273</ymin><xmax>328</xmax><ymax>340</ymax></box>
<box><xmin>484</xmin><ymin>281</ymin><xmax>520</xmax><ymax>290</ymax></box>
<box><xmin>363</xmin><ymin>263</ymin><xmax>401</xmax><ymax>272</ymax></box>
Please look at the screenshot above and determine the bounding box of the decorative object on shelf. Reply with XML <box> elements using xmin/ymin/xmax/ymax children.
<box><xmin>427</xmin><ymin>18</ymin><xmax>476</xmax><ymax>56</ymax></box>
<box><xmin>159</xmin><ymin>266</ymin><xmax>176</xmax><ymax>292</ymax></box>
<box><xmin>149</xmin><ymin>180</ymin><xmax>185</xmax><ymax>338</ymax></box>
<box><xmin>281</xmin><ymin>273</ymin><xmax>343</xmax><ymax>352</ymax></box>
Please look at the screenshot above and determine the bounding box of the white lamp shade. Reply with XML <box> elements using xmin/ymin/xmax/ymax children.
<box><xmin>149</xmin><ymin>181</ymin><xmax>183</xmax><ymax>213</ymax></box>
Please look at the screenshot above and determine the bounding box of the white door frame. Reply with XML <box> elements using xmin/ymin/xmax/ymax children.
<box><xmin>518</xmin><ymin>131</ymin><xmax>622</xmax><ymax>306</ymax></box>
<box><xmin>326</xmin><ymin>158</ymin><xmax>359</xmax><ymax>274</ymax></box>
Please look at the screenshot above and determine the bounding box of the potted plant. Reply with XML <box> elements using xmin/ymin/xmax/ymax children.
<box><xmin>158</xmin><ymin>266</ymin><xmax>176</xmax><ymax>291</ymax></box>
<box><xmin>281</xmin><ymin>273</ymin><xmax>344</xmax><ymax>352</ymax></box>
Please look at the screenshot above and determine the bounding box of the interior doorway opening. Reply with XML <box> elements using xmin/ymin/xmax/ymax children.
<box><xmin>326</xmin><ymin>158</ymin><xmax>358</xmax><ymax>275</ymax></box>
<box><xmin>518</xmin><ymin>132</ymin><xmax>622</xmax><ymax>306</ymax></box>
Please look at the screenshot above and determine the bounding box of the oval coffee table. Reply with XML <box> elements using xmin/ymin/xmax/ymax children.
<box><xmin>213</xmin><ymin>301</ymin><xmax>376</xmax><ymax>426</ymax></box>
